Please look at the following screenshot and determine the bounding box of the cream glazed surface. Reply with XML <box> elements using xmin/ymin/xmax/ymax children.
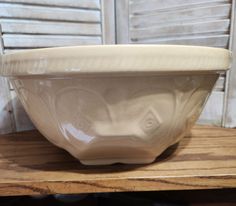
<box><xmin>0</xmin><ymin>45</ymin><xmax>231</xmax><ymax>165</ymax></box>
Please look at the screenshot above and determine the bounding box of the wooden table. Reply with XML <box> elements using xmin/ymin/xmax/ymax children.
<box><xmin>0</xmin><ymin>125</ymin><xmax>235</xmax><ymax>196</ymax></box>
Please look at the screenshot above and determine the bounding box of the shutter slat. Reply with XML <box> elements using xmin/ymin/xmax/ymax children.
<box><xmin>130</xmin><ymin>0</ymin><xmax>230</xmax><ymax>14</ymax></box>
<box><xmin>0</xmin><ymin>19</ymin><xmax>101</xmax><ymax>35</ymax></box>
<box><xmin>130</xmin><ymin>20</ymin><xmax>230</xmax><ymax>39</ymax></box>
<box><xmin>133</xmin><ymin>35</ymin><xmax>229</xmax><ymax>48</ymax></box>
<box><xmin>3</xmin><ymin>34</ymin><xmax>101</xmax><ymax>48</ymax></box>
<box><xmin>0</xmin><ymin>3</ymin><xmax>100</xmax><ymax>23</ymax></box>
<box><xmin>0</xmin><ymin>0</ymin><xmax>100</xmax><ymax>9</ymax></box>
<box><xmin>131</xmin><ymin>4</ymin><xmax>231</xmax><ymax>28</ymax></box>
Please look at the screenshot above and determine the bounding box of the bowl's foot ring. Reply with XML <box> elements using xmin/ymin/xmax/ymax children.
<box><xmin>80</xmin><ymin>157</ymin><xmax>156</xmax><ymax>165</ymax></box>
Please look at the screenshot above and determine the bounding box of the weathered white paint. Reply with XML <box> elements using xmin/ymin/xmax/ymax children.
<box><xmin>130</xmin><ymin>4</ymin><xmax>231</xmax><ymax>28</ymax></box>
<box><xmin>0</xmin><ymin>27</ymin><xmax>15</xmax><ymax>134</ymax></box>
<box><xmin>0</xmin><ymin>3</ymin><xmax>100</xmax><ymax>22</ymax></box>
<box><xmin>0</xmin><ymin>19</ymin><xmax>101</xmax><ymax>35</ymax></box>
<box><xmin>130</xmin><ymin>20</ymin><xmax>230</xmax><ymax>39</ymax></box>
<box><xmin>101</xmin><ymin>0</ymin><xmax>115</xmax><ymax>44</ymax></box>
<box><xmin>132</xmin><ymin>35</ymin><xmax>229</xmax><ymax>48</ymax></box>
<box><xmin>10</xmin><ymin>91</ymin><xmax>34</xmax><ymax>132</ymax></box>
<box><xmin>130</xmin><ymin>0</ymin><xmax>230</xmax><ymax>14</ymax></box>
<box><xmin>116</xmin><ymin>0</ymin><xmax>130</xmax><ymax>44</ymax></box>
<box><xmin>0</xmin><ymin>0</ymin><xmax>100</xmax><ymax>9</ymax></box>
<box><xmin>0</xmin><ymin>77</ymin><xmax>15</xmax><ymax>134</ymax></box>
<box><xmin>198</xmin><ymin>91</ymin><xmax>224</xmax><ymax>126</ymax></box>
<box><xmin>3</xmin><ymin>34</ymin><xmax>102</xmax><ymax>48</ymax></box>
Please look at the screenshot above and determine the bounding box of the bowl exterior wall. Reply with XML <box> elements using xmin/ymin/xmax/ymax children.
<box><xmin>10</xmin><ymin>74</ymin><xmax>218</xmax><ymax>165</ymax></box>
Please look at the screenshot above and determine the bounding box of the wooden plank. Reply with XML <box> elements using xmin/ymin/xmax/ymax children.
<box><xmin>0</xmin><ymin>19</ymin><xmax>101</xmax><ymax>35</ymax></box>
<box><xmin>130</xmin><ymin>0</ymin><xmax>231</xmax><ymax>14</ymax></box>
<box><xmin>10</xmin><ymin>91</ymin><xmax>35</xmax><ymax>132</ymax></box>
<box><xmin>223</xmin><ymin>0</ymin><xmax>236</xmax><ymax>128</ymax></box>
<box><xmin>132</xmin><ymin>35</ymin><xmax>229</xmax><ymax>48</ymax></box>
<box><xmin>130</xmin><ymin>4</ymin><xmax>231</xmax><ymax>28</ymax></box>
<box><xmin>101</xmin><ymin>0</ymin><xmax>115</xmax><ymax>44</ymax></box>
<box><xmin>0</xmin><ymin>26</ymin><xmax>15</xmax><ymax>134</ymax></box>
<box><xmin>0</xmin><ymin>3</ymin><xmax>101</xmax><ymax>23</ymax></box>
<box><xmin>0</xmin><ymin>125</ymin><xmax>235</xmax><ymax>196</ymax></box>
<box><xmin>130</xmin><ymin>20</ymin><xmax>230</xmax><ymax>39</ymax></box>
<box><xmin>3</xmin><ymin>34</ymin><xmax>101</xmax><ymax>48</ymax></box>
<box><xmin>115</xmin><ymin>0</ymin><xmax>130</xmax><ymax>44</ymax></box>
<box><xmin>0</xmin><ymin>0</ymin><xmax>100</xmax><ymax>9</ymax></box>
<box><xmin>198</xmin><ymin>91</ymin><xmax>224</xmax><ymax>126</ymax></box>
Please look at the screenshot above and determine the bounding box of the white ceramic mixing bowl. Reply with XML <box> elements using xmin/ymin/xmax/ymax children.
<box><xmin>0</xmin><ymin>45</ymin><xmax>230</xmax><ymax>165</ymax></box>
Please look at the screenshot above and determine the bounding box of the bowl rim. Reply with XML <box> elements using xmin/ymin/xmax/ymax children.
<box><xmin>0</xmin><ymin>45</ymin><xmax>231</xmax><ymax>77</ymax></box>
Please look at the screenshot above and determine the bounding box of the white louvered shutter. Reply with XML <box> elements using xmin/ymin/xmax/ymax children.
<box><xmin>0</xmin><ymin>0</ymin><xmax>115</xmax><ymax>132</ymax></box>
<box><xmin>116</xmin><ymin>0</ymin><xmax>233</xmax><ymax>126</ymax></box>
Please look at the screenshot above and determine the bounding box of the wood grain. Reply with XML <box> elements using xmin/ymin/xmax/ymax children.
<box><xmin>3</xmin><ymin>34</ymin><xmax>101</xmax><ymax>48</ymax></box>
<box><xmin>0</xmin><ymin>125</ymin><xmax>235</xmax><ymax>196</ymax></box>
<box><xmin>130</xmin><ymin>0</ymin><xmax>231</xmax><ymax>14</ymax></box>
<box><xmin>131</xmin><ymin>34</ymin><xmax>229</xmax><ymax>48</ymax></box>
<box><xmin>101</xmin><ymin>0</ymin><xmax>116</xmax><ymax>44</ymax></box>
<box><xmin>0</xmin><ymin>3</ymin><xmax>100</xmax><ymax>23</ymax></box>
<box><xmin>0</xmin><ymin>0</ymin><xmax>100</xmax><ymax>10</ymax></box>
<box><xmin>0</xmin><ymin>19</ymin><xmax>101</xmax><ymax>35</ymax></box>
<box><xmin>130</xmin><ymin>20</ymin><xmax>230</xmax><ymax>40</ymax></box>
<box><xmin>115</xmin><ymin>0</ymin><xmax>129</xmax><ymax>44</ymax></box>
<box><xmin>130</xmin><ymin>4</ymin><xmax>231</xmax><ymax>28</ymax></box>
